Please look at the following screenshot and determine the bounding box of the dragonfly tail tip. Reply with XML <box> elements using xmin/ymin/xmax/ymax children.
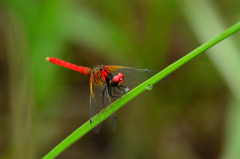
<box><xmin>46</xmin><ymin>57</ymin><xmax>50</xmax><ymax>61</ymax></box>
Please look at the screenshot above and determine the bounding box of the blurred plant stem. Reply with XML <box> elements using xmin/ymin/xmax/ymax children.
<box><xmin>5</xmin><ymin>13</ymin><xmax>34</xmax><ymax>159</ymax></box>
<box><xmin>179</xmin><ymin>0</ymin><xmax>240</xmax><ymax>158</ymax></box>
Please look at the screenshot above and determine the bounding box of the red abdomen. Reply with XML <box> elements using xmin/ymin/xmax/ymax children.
<box><xmin>47</xmin><ymin>57</ymin><xmax>92</xmax><ymax>76</ymax></box>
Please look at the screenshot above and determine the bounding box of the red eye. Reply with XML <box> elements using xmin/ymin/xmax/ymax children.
<box><xmin>118</xmin><ymin>73</ymin><xmax>124</xmax><ymax>78</ymax></box>
<box><xmin>113</xmin><ymin>76</ymin><xmax>120</xmax><ymax>83</ymax></box>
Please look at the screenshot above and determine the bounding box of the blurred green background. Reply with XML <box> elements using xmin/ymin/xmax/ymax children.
<box><xmin>1</xmin><ymin>0</ymin><xmax>240</xmax><ymax>158</ymax></box>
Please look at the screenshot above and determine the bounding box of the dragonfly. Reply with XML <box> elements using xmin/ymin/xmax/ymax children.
<box><xmin>46</xmin><ymin>57</ymin><xmax>159</xmax><ymax>133</ymax></box>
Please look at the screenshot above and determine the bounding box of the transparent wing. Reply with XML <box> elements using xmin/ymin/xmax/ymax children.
<box><xmin>104</xmin><ymin>66</ymin><xmax>163</xmax><ymax>89</ymax></box>
<box><xmin>89</xmin><ymin>68</ymin><xmax>117</xmax><ymax>133</ymax></box>
<box><xmin>89</xmin><ymin>73</ymin><xmax>101</xmax><ymax>134</ymax></box>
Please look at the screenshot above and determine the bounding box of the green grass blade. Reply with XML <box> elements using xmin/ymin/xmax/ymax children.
<box><xmin>42</xmin><ymin>21</ymin><xmax>240</xmax><ymax>159</ymax></box>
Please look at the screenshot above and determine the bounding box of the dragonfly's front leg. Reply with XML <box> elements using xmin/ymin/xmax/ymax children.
<box><xmin>102</xmin><ymin>87</ymin><xmax>107</xmax><ymax>108</ymax></box>
<box><xmin>108</xmin><ymin>86</ymin><xmax>121</xmax><ymax>100</ymax></box>
<box><xmin>113</xmin><ymin>87</ymin><xmax>125</xmax><ymax>94</ymax></box>
<box><xmin>118</xmin><ymin>85</ymin><xmax>131</xmax><ymax>92</ymax></box>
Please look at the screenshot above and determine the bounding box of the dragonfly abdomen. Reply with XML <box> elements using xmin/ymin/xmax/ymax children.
<box><xmin>46</xmin><ymin>57</ymin><xmax>91</xmax><ymax>75</ymax></box>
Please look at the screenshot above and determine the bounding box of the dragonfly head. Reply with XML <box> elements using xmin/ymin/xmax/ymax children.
<box><xmin>110</xmin><ymin>73</ymin><xmax>124</xmax><ymax>87</ymax></box>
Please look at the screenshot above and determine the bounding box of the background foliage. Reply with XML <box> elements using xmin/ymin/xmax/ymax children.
<box><xmin>0</xmin><ymin>0</ymin><xmax>240</xmax><ymax>158</ymax></box>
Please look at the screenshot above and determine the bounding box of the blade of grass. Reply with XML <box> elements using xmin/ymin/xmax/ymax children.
<box><xmin>5</xmin><ymin>12</ymin><xmax>34</xmax><ymax>159</ymax></box>
<box><xmin>42</xmin><ymin>21</ymin><xmax>240</xmax><ymax>159</ymax></box>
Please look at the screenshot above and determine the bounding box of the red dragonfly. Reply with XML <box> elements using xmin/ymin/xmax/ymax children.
<box><xmin>47</xmin><ymin>57</ymin><xmax>158</xmax><ymax>133</ymax></box>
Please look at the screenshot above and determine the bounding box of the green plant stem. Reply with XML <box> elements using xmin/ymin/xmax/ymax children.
<box><xmin>43</xmin><ymin>21</ymin><xmax>240</xmax><ymax>159</ymax></box>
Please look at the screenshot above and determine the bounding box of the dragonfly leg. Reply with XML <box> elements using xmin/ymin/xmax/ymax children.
<box><xmin>102</xmin><ymin>86</ymin><xmax>107</xmax><ymax>108</ymax></box>
<box><xmin>117</xmin><ymin>87</ymin><xmax>125</xmax><ymax>92</ymax></box>
<box><xmin>113</xmin><ymin>87</ymin><xmax>125</xmax><ymax>94</ymax></box>
<box><xmin>119</xmin><ymin>85</ymin><xmax>132</xmax><ymax>91</ymax></box>
<box><xmin>108</xmin><ymin>86</ymin><xmax>121</xmax><ymax>100</ymax></box>
<box><xmin>118</xmin><ymin>85</ymin><xmax>131</xmax><ymax>92</ymax></box>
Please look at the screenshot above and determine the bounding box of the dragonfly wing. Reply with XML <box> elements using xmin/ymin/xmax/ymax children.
<box><xmin>89</xmin><ymin>73</ymin><xmax>101</xmax><ymax>134</ymax></box>
<box><xmin>102</xmin><ymin>86</ymin><xmax>117</xmax><ymax>131</ymax></box>
<box><xmin>90</xmin><ymin>67</ymin><xmax>117</xmax><ymax>133</ymax></box>
<box><xmin>104</xmin><ymin>66</ymin><xmax>159</xmax><ymax>89</ymax></box>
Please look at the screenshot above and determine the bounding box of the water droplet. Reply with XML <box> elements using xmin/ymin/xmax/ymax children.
<box><xmin>146</xmin><ymin>84</ymin><xmax>153</xmax><ymax>90</ymax></box>
<box><xmin>125</xmin><ymin>87</ymin><xmax>130</xmax><ymax>92</ymax></box>
<box><xmin>90</xmin><ymin>118</ymin><xmax>93</xmax><ymax>124</ymax></box>
<box><xmin>144</xmin><ymin>68</ymin><xmax>150</xmax><ymax>72</ymax></box>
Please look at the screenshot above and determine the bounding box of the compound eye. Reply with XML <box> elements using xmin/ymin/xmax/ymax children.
<box><xmin>112</xmin><ymin>76</ymin><xmax>120</xmax><ymax>83</ymax></box>
<box><xmin>118</xmin><ymin>73</ymin><xmax>124</xmax><ymax>79</ymax></box>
